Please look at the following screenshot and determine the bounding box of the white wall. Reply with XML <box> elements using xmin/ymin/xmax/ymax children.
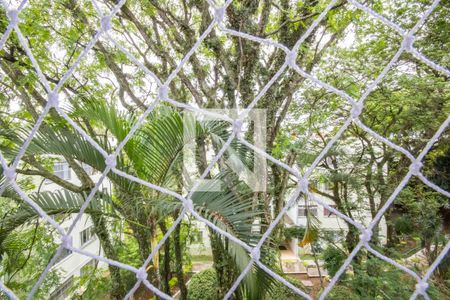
<box><xmin>53</xmin><ymin>214</ymin><xmax>106</xmax><ymax>282</ymax></box>
<box><xmin>37</xmin><ymin>165</ymin><xmax>111</xmax><ymax>195</ymax></box>
<box><xmin>29</xmin><ymin>161</ymin><xmax>111</xmax><ymax>294</ymax></box>
<box><xmin>289</xmin><ymin>191</ymin><xmax>388</xmax><ymax>254</ymax></box>
<box><xmin>295</xmin><ymin>196</ymin><xmax>349</xmax><ymax>231</ymax></box>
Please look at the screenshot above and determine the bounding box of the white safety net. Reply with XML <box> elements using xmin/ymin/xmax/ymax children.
<box><xmin>0</xmin><ymin>0</ymin><xmax>449</xmax><ymax>299</ymax></box>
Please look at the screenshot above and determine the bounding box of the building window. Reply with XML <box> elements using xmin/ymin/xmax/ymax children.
<box><xmin>80</xmin><ymin>226</ymin><xmax>95</xmax><ymax>247</ymax></box>
<box><xmin>54</xmin><ymin>162</ymin><xmax>71</xmax><ymax>180</ymax></box>
<box><xmin>50</xmin><ymin>277</ymin><xmax>73</xmax><ymax>300</ymax></box>
<box><xmin>55</xmin><ymin>248</ymin><xmax>73</xmax><ymax>264</ymax></box>
<box><xmin>80</xmin><ymin>259</ymin><xmax>97</xmax><ymax>277</ymax></box>
<box><xmin>298</xmin><ymin>205</ymin><xmax>318</xmax><ymax>217</ymax></box>
<box><xmin>323</xmin><ymin>205</ymin><xmax>337</xmax><ymax>217</ymax></box>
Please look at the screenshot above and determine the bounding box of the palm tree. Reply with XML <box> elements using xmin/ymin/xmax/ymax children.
<box><xmin>0</xmin><ymin>103</ymin><xmax>284</xmax><ymax>299</ymax></box>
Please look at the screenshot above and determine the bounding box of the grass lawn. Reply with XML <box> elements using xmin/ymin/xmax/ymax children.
<box><xmin>191</xmin><ymin>255</ymin><xmax>213</xmax><ymax>262</ymax></box>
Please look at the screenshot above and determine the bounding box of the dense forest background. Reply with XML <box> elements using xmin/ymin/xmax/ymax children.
<box><xmin>0</xmin><ymin>0</ymin><xmax>448</xmax><ymax>299</ymax></box>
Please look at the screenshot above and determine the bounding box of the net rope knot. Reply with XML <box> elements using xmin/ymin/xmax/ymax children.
<box><xmin>250</xmin><ymin>247</ymin><xmax>261</xmax><ymax>261</ymax></box>
<box><xmin>233</xmin><ymin>119</ymin><xmax>243</xmax><ymax>137</ymax></box>
<box><xmin>409</xmin><ymin>160</ymin><xmax>423</xmax><ymax>175</ymax></box>
<box><xmin>298</xmin><ymin>176</ymin><xmax>309</xmax><ymax>193</ymax></box>
<box><xmin>47</xmin><ymin>92</ymin><xmax>59</xmax><ymax>108</ymax></box>
<box><xmin>3</xmin><ymin>167</ymin><xmax>16</xmax><ymax>181</ymax></box>
<box><xmin>105</xmin><ymin>154</ymin><xmax>117</xmax><ymax>168</ymax></box>
<box><xmin>415</xmin><ymin>281</ymin><xmax>429</xmax><ymax>294</ymax></box>
<box><xmin>101</xmin><ymin>16</ymin><xmax>112</xmax><ymax>32</ymax></box>
<box><xmin>359</xmin><ymin>229</ymin><xmax>372</xmax><ymax>243</ymax></box>
<box><xmin>7</xmin><ymin>9</ymin><xmax>19</xmax><ymax>25</ymax></box>
<box><xmin>158</xmin><ymin>85</ymin><xmax>169</xmax><ymax>101</ymax></box>
<box><xmin>401</xmin><ymin>34</ymin><xmax>415</xmax><ymax>51</ymax></box>
<box><xmin>214</xmin><ymin>7</ymin><xmax>225</xmax><ymax>23</ymax></box>
<box><xmin>351</xmin><ymin>103</ymin><xmax>363</xmax><ymax>119</ymax></box>
<box><xmin>285</xmin><ymin>50</ymin><xmax>297</xmax><ymax>68</ymax></box>
<box><xmin>183</xmin><ymin>198</ymin><xmax>194</xmax><ymax>212</ymax></box>
<box><xmin>61</xmin><ymin>235</ymin><xmax>72</xmax><ymax>249</ymax></box>
<box><xmin>136</xmin><ymin>267</ymin><xmax>148</xmax><ymax>281</ymax></box>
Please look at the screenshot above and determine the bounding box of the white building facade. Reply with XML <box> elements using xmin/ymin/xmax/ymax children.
<box><xmin>34</xmin><ymin>161</ymin><xmax>109</xmax><ymax>299</ymax></box>
<box><xmin>34</xmin><ymin>160</ymin><xmax>212</xmax><ymax>298</ymax></box>
<box><xmin>285</xmin><ymin>186</ymin><xmax>387</xmax><ymax>256</ymax></box>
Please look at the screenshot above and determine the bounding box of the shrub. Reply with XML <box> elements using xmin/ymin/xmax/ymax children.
<box><xmin>322</xmin><ymin>246</ymin><xmax>346</xmax><ymax>277</ymax></box>
<box><xmin>187</xmin><ymin>268</ymin><xmax>219</xmax><ymax>300</ymax></box>
<box><xmin>332</xmin><ymin>258</ymin><xmax>448</xmax><ymax>299</ymax></box>
<box><xmin>394</xmin><ymin>215</ymin><xmax>414</xmax><ymax>235</ymax></box>
<box><xmin>284</xmin><ymin>226</ymin><xmax>306</xmax><ymax>240</ymax></box>
<box><xmin>267</xmin><ymin>276</ymin><xmax>305</xmax><ymax>299</ymax></box>
<box><xmin>351</xmin><ymin>259</ymin><xmax>415</xmax><ymax>298</ymax></box>
<box><xmin>327</xmin><ymin>286</ymin><xmax>360</xmax><ymax>300</ymax></box>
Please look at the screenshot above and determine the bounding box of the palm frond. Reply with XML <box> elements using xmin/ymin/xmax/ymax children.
<box><xmin>300</xmin><ymin>194</ymin><xmax>321</xmax><ymax>247</ymax></box>
<box><xmin>191</xmin><ymin>175</ymin><xmax>280</xmax><ymax>299</ymax></box>
<box><xmin>0</xmin><ymin>190</ymin><xmax>117</xmax><ymax>253</ymax></box>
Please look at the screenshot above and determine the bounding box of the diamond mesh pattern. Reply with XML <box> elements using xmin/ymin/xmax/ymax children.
<box><xmin>0</xmin><ymin>0</ymin><xmax>449</xmax><ymax>299</ymax></box>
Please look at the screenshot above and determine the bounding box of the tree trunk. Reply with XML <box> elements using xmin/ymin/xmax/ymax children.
<box><xmin>384</xmin><ymin>210</ymin><xmax>397</xmax><ymax>248</ymax></box>
<box><xmin>209</xmin><ymin>228</ymin><xmax>240</xmax><ymax>299</ymax></box>
<box><xmin>159</xmin><ymin>221</ymin><xmax>171</xmax><ymax>295</ymax></box>
<box><xmin>345</xmin><ymin>225</ymin><xmax>360</xmax><ymax>253</ymax></box>
<box><xmin>130</xmin><ymin>222</ymin><xmax>152</xmax><ymax>262</ymax></box>
<box><xmin>173</xmin><ymin>213</ymin><xmax>188</xmax><ymax>300</ymax></box>
<box><xmin>364</xmin><ymin>159</ymin><xmax>380</xmax><ymax>244</ymax></box>
<box><xmin>91</xmin><ymin>215</ymin><xmax>126</xmax><ymax>299</ymax></box>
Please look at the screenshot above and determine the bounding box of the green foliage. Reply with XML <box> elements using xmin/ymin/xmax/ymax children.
<box><xmin>397</xmin><ymin>180</ymin><xmax>447</xmax><ymax>246</ymax></box>
<box><xmin>322</xmin><ymin>246</ymin><xmax>346</xmax><ymax>277</ymax></box>
<box><xmin>187</xmin><ymin>269</ymin><xmax>219</xmax><ymax>300</ymax></box>
<box><xmin>393</xmin><ymin>215</ymin><xmax>414</xmax><ymax>236</ymax></box>
<box><xmin>0</xmin><ymin>190</ymin><xmax>117</xmax><ymax>250</ymax></box>
<box><xmin>330</xmin><ymin>258</ymin><xmax>448</xmax><ymax>299</ymax></box>
<box><xmin>71</xmin><ymin>267</ymin><xmax>110</xmax><ymax>299</ymax></box>
<box><xmin>0</xmin><ymin>224</ymin><xmax>60</xmax><ymax>299</ymax></box>
<box><xmin>0</xmin><ymin>0</ymin><xmax>449</xmax><ymax>297</ymax></box>
<box><xmin>116</xmin><ymin>235</ymin><xmax>142</xmax><ymax>269</ymax></box>
<box><xmin>327</xmin><ymin>286</ymin><xmax>360</xmax><ymax>300</ymax></box>
<box><xmin>190</xmin><ymin>175</ymin><xmax>277</xmax><ymax>298</ymax></box>
<box><xmin>169</xmin><ymin>277</ymin><xmax>178</xmax><ymax>289</ymax></box>
<box><xmin>350</xmin><ymin>259</ymin><xmax>415</xmax><ymax>298</ymax></box>
<box><xmin>284</xmin><ymin>226</ymin><xmax>306</xmax><ymax>240</ymax></box>
<box><xmin>116</xmin><ymin>235</ymin><xmax>143</xmax><ymax>290</ymax></box>
<box><xmin>1</xmin><ymin>107</ymin><xmax>276</xmax><ymax>298</ymax></box>
<box><xmin>267</xmin><ymin>276</ymin><xmax>304</xmax><ymax>299</ymax></box>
